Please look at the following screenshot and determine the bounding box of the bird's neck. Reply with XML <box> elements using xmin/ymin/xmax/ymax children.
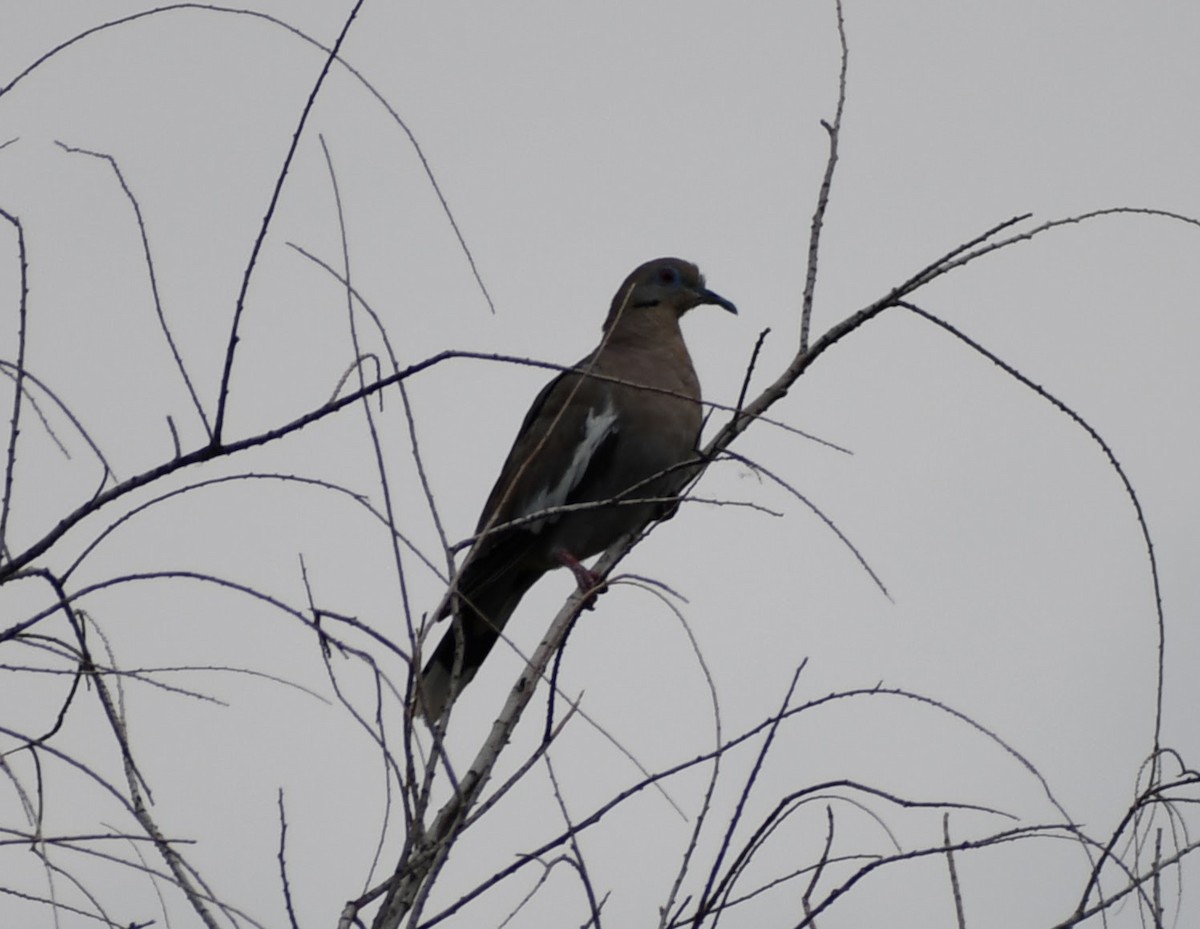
<box><xmin>595</xmin><ymin>308</ymin><xmax>697</xmax><ymax>389</ymax></box>
<box><xmin>600</xmin><ymin>305</ymin><xmax>684</xmax><ymax>349</ymax></box>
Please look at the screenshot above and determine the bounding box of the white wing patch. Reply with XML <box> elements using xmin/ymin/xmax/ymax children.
<box><xmin>521</xmin><ymin>396</ymin><xmax>618</xmax><ymax>532</ymax></box>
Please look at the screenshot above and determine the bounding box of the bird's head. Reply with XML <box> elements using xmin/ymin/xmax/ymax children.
<box><xmin>603</xmin><ymin>257</ymin><xmax>737</xmax><ymax>331</ymax></box>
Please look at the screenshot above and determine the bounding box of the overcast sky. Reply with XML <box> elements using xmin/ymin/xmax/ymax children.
<box><xmin>1</xmin><ymin>2</ymin><xmax>1198</xmax><ymax>927</ymax></box>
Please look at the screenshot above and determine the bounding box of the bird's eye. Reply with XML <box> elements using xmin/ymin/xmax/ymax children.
<box><xmin>657</xmin><ymin>267</ymin><xmax>680</xmax><ymax>285</ymax></box>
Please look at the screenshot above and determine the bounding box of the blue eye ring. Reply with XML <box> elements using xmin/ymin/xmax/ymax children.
<box><xmin>657</xmin><ymin>266</ymin><xmax>681</xmax><ymax>285</ymax></box>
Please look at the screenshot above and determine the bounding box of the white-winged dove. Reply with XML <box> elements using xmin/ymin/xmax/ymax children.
<box><xmin>416</xmin><ymin>257</ymin><xmax>736</xmax><ymax>722</ymax></box>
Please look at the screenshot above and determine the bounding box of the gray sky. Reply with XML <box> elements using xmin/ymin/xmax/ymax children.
<box><xmin>1</xmin><ymin>2</ymin><xmax>1198</xmax><ymax>927</ymax></box>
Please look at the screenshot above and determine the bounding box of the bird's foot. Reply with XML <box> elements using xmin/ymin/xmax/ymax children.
<box><xmin>554</xmin><ymin>549</ymin><xmax>606</xmax><ymax>609</ymax></box>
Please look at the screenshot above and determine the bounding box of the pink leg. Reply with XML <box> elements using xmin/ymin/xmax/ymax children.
<box><xmin>554</xmin><ymin>549</ymin><xmax>606</xmax><ymax>607</ymax></box>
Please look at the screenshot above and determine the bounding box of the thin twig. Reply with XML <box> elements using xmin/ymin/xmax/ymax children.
<box><xmin>277</xmin><ymin>791</ymin><xmax>300</xmax><ymax>929</ymax></box>
<box><xmin>732</xmin><ymin>328</ymin><xmax>770</xmax><ymax>432</ymax></box>
<box><xmin>799</xmin><ymin>0</ymin><xmax>848</xmax><ymax>353</ymax></box>
<box><xmin>212</xmin><ymin>0</ymin><xmax>367</xmax><ymax>441</ymax></box>
<box><xmin>0</xmin><ymin>207</ymin><xmax>29</xmax><ymax>561</ymax></box>
<box><xmin>694</xmin><ymin>665</ymin><xmax>806</xmax><ymax>925</ymax></box>
<box><xmin>722</xmin><ymin>449</ymin><xmax>889</xmax><ymax>598</ymax></box>
<box><xmin>901</xmin><ymin>300</ymin><xmax>1170</xmax><ymax>781</ymax></box>
<box><xmin>546</xmin><ymin>755</ymin><xmax>605</xmax><ymax>929</ymax></box>
<box><xmin>800</xmin><ymin>806</ymin><xmax>836</xmax><ymax>928</ymax></box>
<box><xmin>54</xmin><ymin>141</ymin><xmax>212</xmax><ymax>438</ymax></box>
<box><xmin>943</xmin><ymin>813</ymin><xmax>967</xmax><ymax>929</ymax></box>
<box><xmin>0</xmin><ymin>359</ymin><xmax>116</xmax><ymax>493</ymax></box>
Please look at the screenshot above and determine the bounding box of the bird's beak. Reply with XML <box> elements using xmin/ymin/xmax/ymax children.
<box><xmin>698</xmin><ymin>288</ymin><xmax>738</xmax><ymax>315</ymax></box>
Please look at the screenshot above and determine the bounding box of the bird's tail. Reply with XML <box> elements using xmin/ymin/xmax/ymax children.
<box><xmin>415</xmin><ymin>567</ymin><xmax>541</xmax><ymax>724</ymax></box>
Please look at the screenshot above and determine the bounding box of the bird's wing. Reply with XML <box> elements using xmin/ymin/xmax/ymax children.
<box><xmin>437</xmin><ymin>361</ymin><xmax>617</xmax><ymax>622</ymax></box>
<box><xmin>474</xmin><ymin>360</ymin><xmax>619</xmax><ymax>540</ymax></box>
